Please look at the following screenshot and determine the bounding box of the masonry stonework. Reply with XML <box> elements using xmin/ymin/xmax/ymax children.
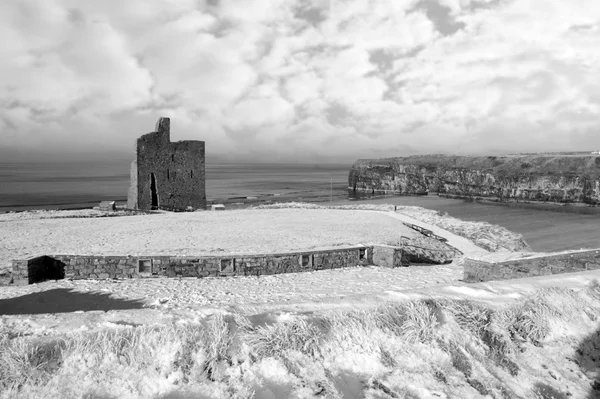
<box><xmin>12</xmin><ymin>256</ymin><xmax>65</xmax><ymax>286</ymax></box>
<box><xmin>127</xmin><ymin>117</ymin><xmax>206</xmax><ymax>211</ymax></box>
<box><xmin>464</xmin><ymin>249</ymin><xmax>600</xmax><ymax>283</ymax></box>
<box><xmin>12</xmin><ymin>246</ymin><xmax>375</xmax><ymax>283</ymax></box>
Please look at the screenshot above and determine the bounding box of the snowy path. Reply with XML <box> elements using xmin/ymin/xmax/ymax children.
<box><xmin>382</xmin><ymin>210</ymin><xmax>492</xmax><ymax>257</ymax></box>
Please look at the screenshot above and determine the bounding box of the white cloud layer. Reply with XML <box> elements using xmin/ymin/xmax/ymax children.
<box><xmin>1</xmin><ymin>0</ymin><xmax>600</xmax><ymax>162</ymax></box>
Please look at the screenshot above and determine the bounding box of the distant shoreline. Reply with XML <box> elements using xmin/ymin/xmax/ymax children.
<box><xmin>435</xmin><ymin>194</ymin><xmax>600</xmax><ymax>215</ymax></box>
<box><xmin>0</xmin><ymin>191</ymin><xmax>351</xmax><ymax>213</ymax></box>
<box><xmin>348</xmin><ymin>189</ymin><xmax>600</xmax><ymax>215</ymax></box>
<box><xmin>4</xmin><ymin>190</ymin><xmax>600</xmax><ymax>215</ymax></box>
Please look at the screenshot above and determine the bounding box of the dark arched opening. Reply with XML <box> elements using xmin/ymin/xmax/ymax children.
<box><xmin>150</xmin><ymin>173</ymin><xmax>159</xmax><ymax>210</ymax></box>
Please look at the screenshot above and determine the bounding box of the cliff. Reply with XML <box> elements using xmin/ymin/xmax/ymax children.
<box><xmin>348</xmin><ymin>155</ymin><xmax>600</xmax><ymax>205</ymax></box>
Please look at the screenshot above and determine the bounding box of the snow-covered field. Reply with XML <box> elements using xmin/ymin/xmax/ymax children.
<box><xmin>3</xmin><ymin>271</ymin><xmax>600</xmax><ymax>399</ymax></box>
<box><xmin>0</xmin><ymin>205</ymin><xmax>563</xmax><ymax>328</ymax></box>
<box><xmin>1</xmin><ymin>206</ymin><xmax>600</xmax><ymax>398</ymax></box>
<box><xmin>0</xmin><ymin>264</ymin><xmax>463</xmax><ymax>312</ymax></box>
<box><xmin>0</xmin><ymin>208</ymin><xmax>428</xmax><ymax>271</ymax></box>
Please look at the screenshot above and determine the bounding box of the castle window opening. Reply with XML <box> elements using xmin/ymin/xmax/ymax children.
<box><xmin>359</xmin><ymin>248</ymin><xmax>366</xmax><ymax>260</ymax></box>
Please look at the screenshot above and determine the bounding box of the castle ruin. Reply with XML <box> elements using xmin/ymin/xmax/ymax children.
<box><xmin>127</xmin><ymin>117</ymin><xmax>206</xmax><ymax>211</ymax></box>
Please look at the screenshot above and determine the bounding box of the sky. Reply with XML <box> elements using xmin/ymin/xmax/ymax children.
<box><xmin>1</xmin><ymin>0</ymin><xmax>600</xmax><ymax>164</ymax></box>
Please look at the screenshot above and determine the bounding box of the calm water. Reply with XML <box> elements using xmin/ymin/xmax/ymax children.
<box><xmin>334</xmin><ymin>196</ymin><xmax>600</xmax><ymax>252</ymax></box>
<box><xmin>0</xmin><ymin>161</ymin><xmax>351</xmax><ymax>210</ymax></box>
<box><xmin>1</xmin><ymin>161</ymin><xmax>598</xmax><ymax>252</ymax></box>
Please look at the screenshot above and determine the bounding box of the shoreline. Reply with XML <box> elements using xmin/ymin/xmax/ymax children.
<box><xmin>349</xmin><ymin>190</ymin><xmax>600</xmax><ymax>215</ymax></box>
<box><xmin>4</xmin><ymin>190</ymin><xmax>600</xmax><ymax>215</ymax></box>
<box><xmin>0</xmin><ymin>191</ymin><xmax>353</xmax><ymax>214</ymax></box>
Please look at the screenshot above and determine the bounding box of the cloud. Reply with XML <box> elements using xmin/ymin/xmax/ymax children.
<box><xmin>222</xmin><ymin>81</ymin><xmax>296</xmax><ymax>136</ymax></box>
<box><xmin>1</xmin><ymin>0</ymin><xmax>599</xmax><ymax>162</ymax></box>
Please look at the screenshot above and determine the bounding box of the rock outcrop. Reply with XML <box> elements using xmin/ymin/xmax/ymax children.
<box><xmin>349</xmin><ymin>155</ymin><xmax>600</xmax><ymax>205</ymax></box>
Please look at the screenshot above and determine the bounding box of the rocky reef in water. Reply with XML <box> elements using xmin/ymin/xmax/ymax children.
<box><xmin>348</xmin><ymin>155</ymin><xmax>600</xmax><ymax>205</ymax></box>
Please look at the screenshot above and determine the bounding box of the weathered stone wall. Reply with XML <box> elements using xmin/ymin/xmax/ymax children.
<box><xmin>349</xmin><ymin>155</ymin><xmax>600</xmax><ymax>205</ymax></box>
<box><xmin>11</xmin><ymin>260</ymin><xmax>28</xmax><ymax>285</ymax></box>
<box><xmin>11</xmin><ymin>239</ymin><xmax>464</xmax><ymax>285</ymax></box>
<box><xmin>12</xmin><ymin>247</ymin><xmax>375</xmax><ymax>284</ymax></box>
<box><xmin>373</xmin><ymin>245</ymin><xmax>407</xmax><ymax>268</ymax></box>
<box><xmin>372</xmin><ymin>243</ymin><xmax>457</xmax><ymax>268</ymax></box>
<box><xmin>464</xmin><ymin>249</ymin><xmax>600</xmax><ymax>283</ymax></box>
<box><xmin>128</xmin><ymin>117</ymin><xmax>206</xmax><ymax>211</ymax></box>
<box><xmin>12</xmin><ymin>256</ymin><xmax>65</xmax><ymax>285</ymax></box>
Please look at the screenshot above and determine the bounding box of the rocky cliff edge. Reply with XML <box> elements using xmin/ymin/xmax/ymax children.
<box><xmin>348</xmin><ymin>154</ymin><xmax>600</xmax><ymax>205</ymax></box>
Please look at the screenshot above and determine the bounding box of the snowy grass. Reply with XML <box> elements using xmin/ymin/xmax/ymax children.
<box><xmin>393</xmin><ymin>206</ymin><xmax>531</xmax><ymax>252</ymax></box>
<box><xmin>245</xmin><ymin>317</ymin><xmax>326</xmax><ymax>360</ymax></box>
<box><xmin>255</xmin><ymin>202</ymin><xmax>531</xmax><ymax>253</ymax></box>
<box><xmin>2</xmin><ymin>283</ymin><xmax>600</xmax><ymax>398</ymax></box>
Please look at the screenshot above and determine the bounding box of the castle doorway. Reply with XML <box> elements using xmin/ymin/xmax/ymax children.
<box><xmin>150</xmin><ymin>173</ymin><xmax>159</xmax><ymax>210</ymax></box>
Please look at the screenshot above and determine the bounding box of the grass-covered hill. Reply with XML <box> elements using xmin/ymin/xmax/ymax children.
<box><xmin>3</xmin><ymin>282</ymin><xmax>600</xmax><ymax>398</ymax></box>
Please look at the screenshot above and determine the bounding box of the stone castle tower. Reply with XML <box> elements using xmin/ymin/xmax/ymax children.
<box><xmin>127</xmin><ymin>117</ymin><xmax>206</xmax><ymax>211</ymax></box>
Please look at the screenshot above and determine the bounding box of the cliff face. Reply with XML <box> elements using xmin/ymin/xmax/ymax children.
<box><xmin>349</xmin><ymin>155</ymin><xmax>600</xmax><ymax>205</ymax></box>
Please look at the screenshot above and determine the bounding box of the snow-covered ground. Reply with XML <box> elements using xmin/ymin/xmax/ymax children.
<box><xmin>2</xmin><ymin>207</ymin><xmax>600</xmax><ymax>398</ymax></box>
<box><xmin>0</xmin><ymin>206</ymin><xmax>586</xmax><ymax>327</ymax></box>
<box><xmin>0</xmin><ymin>208</ymin><xmax>427</xmax><ymax>271</ymax></box>
<box><xmin>3</xmin><ymin>263</ymin><xmax>600</xmax><ymax>399</ymax></box>
<box><xmin>2</xmin><ymin>264</ymin><xmax>599</xmax><ymax>338</ymax></box>
<box><xmin>0</xmin><ymin>206</ymin><xmax>497</xmax><ymax>335</ymax></box>
<box><xmin>0</xmin><ymin>264</ymin><xmax>462</xmax><ymax>311</ymax></box>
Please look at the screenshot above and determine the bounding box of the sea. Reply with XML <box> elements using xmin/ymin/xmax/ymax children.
<box><xmin>0</xmin><ymin>161</ymin><xmax>352</xmax><ymax>212</ymax></box>
<box><xmin>1</xmin><ymin>161</ymin><xmax>599</xmax><ymax>252</ymax></box>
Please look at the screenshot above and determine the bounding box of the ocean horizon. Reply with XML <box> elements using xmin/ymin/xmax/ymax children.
<box><xmin>0</xmin><ymin>161</ymin><xmax>352</xmax><ymax>212</ymax></box>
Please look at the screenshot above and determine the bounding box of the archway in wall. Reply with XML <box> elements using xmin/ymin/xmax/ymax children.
<box><xmin>150</xmin><ymin>173</ymin><xmax>159</xmax><ymax>210</ymax></box>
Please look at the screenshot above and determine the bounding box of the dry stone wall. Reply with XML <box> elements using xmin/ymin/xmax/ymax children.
<box><xmin>372</xmin><ymin>246</ymin><xmax>406</xmax><ymax>268</ymax></box>
<box><xmin>11</xmin><ymin>235</ymin><xmax>464</xmax><ymax>285</ymax></box>
<box><xmin>12</xmin><ymin>256</ymin><xmax>65</xmax><ymax>285</ymax></box>
<box><xmin>12</xmin><ymin>246</ymin><xmax>375</xmax><ymax>285</ymax></box>
<box><xmin>464</xmin><ymin>249</ymin><xmax>600</xmax><ymax>282</ymax></box>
